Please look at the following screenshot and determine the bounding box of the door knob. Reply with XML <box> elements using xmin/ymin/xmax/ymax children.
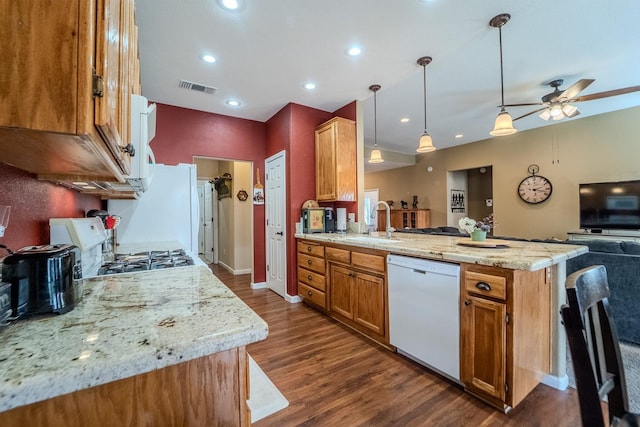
<box><xmin>276</xmin><ymin>231</ymin><xmax>283</xmax><ymax>236</ymax></box>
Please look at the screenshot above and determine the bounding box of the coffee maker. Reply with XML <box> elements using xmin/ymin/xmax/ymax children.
<box><xmin>324</xmin><ymin>208</ymin><xmax>336</xmax><ymax>233</ymax></box>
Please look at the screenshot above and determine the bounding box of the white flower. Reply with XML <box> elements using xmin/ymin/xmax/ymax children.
<box><xmin>458</xmin><ymin>217</ymin><xmax>477</xmax><ymax>234</ymax></box>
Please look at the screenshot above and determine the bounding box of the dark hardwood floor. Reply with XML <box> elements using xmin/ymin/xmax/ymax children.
<box><xmin>210</xmin><ymin>265</ymin><xmax>583</xmax><ymax>426</ymax></box>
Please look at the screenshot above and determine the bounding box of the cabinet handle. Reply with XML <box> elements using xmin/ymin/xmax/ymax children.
<box><xmin>307</xmin><ymin>259</ymin><xmax>313</xmax><ymax>265</ymax></box>
<box><xmin>307</xmin><ymin>275</ymin><xmax>312</xmax><ymax>281</ymax></box>
<box><xmin>349</xmin><ymin>272</ymin><xmax>356</xmax><ymax>277</ymax></box>
<box><xmin>307</xmin><ymin>246</ymin><xmax>312</xmax><ymax>252</ymax></box>
<box><xmin>308</xmin><ymin>291</ymin><xmax>312</xmax><ymax>296</ymax></box>
<box><xmin>122</xmin><ymin>143</ymin><xmax>135</xmax><ymax>157</ymax></box>
<box><xmin>476</xmin><ymin>281</ymin><xmax>491</xmax><ymax>291</ymax></box>
<box><xmin>464</xmin><ymin>300</ymin><xmax>471</xmax><ymax>306</ymax></box>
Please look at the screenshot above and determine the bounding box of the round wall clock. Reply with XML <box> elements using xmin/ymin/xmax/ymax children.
<box><xmin>517</xmin><ymin>164</ymin><xmax>553</xmax><ymax>204</ymax></box>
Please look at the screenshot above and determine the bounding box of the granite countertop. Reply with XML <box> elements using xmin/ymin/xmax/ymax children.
<box><xmin>295</xmin><ymin>232</ymin><xmax>588</xmax><ymax>271</ymax></box>
<box><xmin>0</xmin><ymin>265</ymin><xmax>268</xmax><ymax>413</ymax></box>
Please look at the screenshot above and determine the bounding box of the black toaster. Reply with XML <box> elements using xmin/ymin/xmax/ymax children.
<box><xmin>2</xmin><ymin>244</ymin><xmax>82</xmax><ymax>318</ymax></box>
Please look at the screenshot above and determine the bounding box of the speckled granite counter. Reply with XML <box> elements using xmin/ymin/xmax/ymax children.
<box><xmin>0</xmin><ymin>265</ymin><xmax>268</xmax><ymax>413</ymax></box>
<box><xmin>295</xmin><ymin>232</ymin><xmax>587</xmax><ymax>271</ymax></box>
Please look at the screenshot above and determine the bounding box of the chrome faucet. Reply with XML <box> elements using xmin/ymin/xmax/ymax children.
<box><xmin>374</xmin><ymin>201</ymin><xmax>395</xmax><ymax>238</ymax></box>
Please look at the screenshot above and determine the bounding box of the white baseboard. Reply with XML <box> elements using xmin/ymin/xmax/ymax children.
<box><xmin>542</xmin><ymin>373</ymin><xmax>569</xmax><ymax>390</ymax></box>
<box><xmin>251</xmin><ymin>281</ymin><xmax>266</xmax><ymax>289</ymax></box>
<box><xmin>285</xmin><ymin>294</ymin><xmax>302</xmax><ymax>303</ymax></box>
<box><xmin>218</xmin><ymin>261</ymin><xmax>251</xmax><ymax>276</ymax></box>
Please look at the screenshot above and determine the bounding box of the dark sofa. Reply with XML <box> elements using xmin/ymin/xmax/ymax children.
<box><xmin>565</xmin><ymin>240</ymin><xmax>640</xmax><ymax>346</ymax></box>
<box><xmin>396</xmin><ymin>228</ymin><xmax>640</xmax><ymax>345</ymax></box>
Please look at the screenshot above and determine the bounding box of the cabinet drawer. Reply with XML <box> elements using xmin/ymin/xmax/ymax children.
<box><xmin>298</xmin><ymin>241</ymin><xmax>325</xmax><ymax>258</ymax></box>
<box><xmin>464</xmin><ymin>271</ymin><xmax>507</xmax><ymax>300</ymax></box>
<box><xmin>352</xmin><ymin>252</ymin><xmax>385</xmax><ymax>273</ymax></box>
<box><xmin>326</xmin><ymin>246</ymin><xmax>351</xmax><ymax>264</ymax></box>
<box><xmin>297</xmin><ymin>253</ymin><xmax>326</xmax><ymax>274</ymax></box>
<box><xmin>299</xmin><ymin>282</ymin><xmax>327</xmax><ymax>309</ymax></box>
<box><xmin>297</xmin><ymin>267</ymin><xmax>326</xmax><ymax>291</ymax></box>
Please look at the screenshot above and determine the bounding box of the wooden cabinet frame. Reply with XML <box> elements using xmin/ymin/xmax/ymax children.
<box><xmin>460</xmin><ymin>263</ymin><xmax>551</xmax><ymax>412</ymax></box>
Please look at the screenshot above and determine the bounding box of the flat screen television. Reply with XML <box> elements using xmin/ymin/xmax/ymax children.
<box><xmin>579</xmin><ymin>180</ymin><xmax>640</xmax><ymax>230</ymax></box>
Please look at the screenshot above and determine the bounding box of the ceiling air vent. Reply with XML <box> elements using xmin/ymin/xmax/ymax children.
<box><xmin>178</xmin><ymin>79</ymin><xmax>216</xmax><ymax>95</ymax></box>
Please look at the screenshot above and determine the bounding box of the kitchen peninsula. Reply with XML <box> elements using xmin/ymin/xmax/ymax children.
<box><xmin>295</xmin><ymin>232</ymin><xmax>587</xmax><ymax>411</ymax></box>
<box><xmin>0</xmin><ymin>266</ymin><xmax>268</xmax><ymax>426</ymax></box>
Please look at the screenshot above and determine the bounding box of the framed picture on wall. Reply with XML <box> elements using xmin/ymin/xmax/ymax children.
<box><xmin>451</xmin><ymin>189</ymin><xmax>465</xmax><ymax>213</ymax></box>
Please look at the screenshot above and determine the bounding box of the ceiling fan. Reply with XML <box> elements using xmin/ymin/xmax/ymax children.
<box><xmin>506</xmin><ymin>79</ymin><xmax>640</xmax><ymax>122</ymax></box>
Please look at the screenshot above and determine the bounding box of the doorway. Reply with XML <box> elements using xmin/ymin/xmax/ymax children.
<box><xmin>194</xmin><ymin>156</ymin><xmax>253</xmax><ymax>276</ymax></box>
<box><xmin>364</xmin><ymin>189</ymin><xmax>379</xmax><ymax>232</ymax></box>
<box><xmin>447</xmin><ymin>166</ymin><xmax>493</xmax><ymax>230</ymax></box>
<box><xmin>265</xmin><ymin>151</ymin><xmax>286</xmax><ymax>298</ymax></box>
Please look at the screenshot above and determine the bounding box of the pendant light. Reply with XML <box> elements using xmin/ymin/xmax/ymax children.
<box><xmin>416</xmin><ymin>56</ymin><xmax>436</xmax><ymax>153</ymax></box>
<box><xmin>489</xmin><ymin>13</ymin><xmax>517</xmax><ymax>136</ymax></box>
<box><xmin>368</xmin><ymin>84</ymin><xmax>384</xmax><ymax>164</ymax></box>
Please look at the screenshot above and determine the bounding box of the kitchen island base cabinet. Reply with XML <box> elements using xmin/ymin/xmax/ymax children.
<box><xmin>297</xmin><ymin>241</ymin><xmax>328</xmax><ymax>311</ymax></box>
<box><xmin>328</xmin><ymin>247</ymin><xmax>388</xmax><ymax>345</ymax></box>
<box><xmin>0</xmin><ymin>347</ymin><xmax>251</xmax><ymax>427</ymax></box>
<box><xmin>460</xmin><ymin>264</ymin><xmax>551</xmax><ymax>412</ymax></box>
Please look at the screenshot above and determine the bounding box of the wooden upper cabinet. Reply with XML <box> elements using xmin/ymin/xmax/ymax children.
<box><xmin>315</xmin><ymin>117</ymin><xmax>357</xmax><ymax>202</ymax></box>
<box><xmin>0</xmin><ymin>0</ymin><xmax>139</xmax><ymax>182</ymax></box>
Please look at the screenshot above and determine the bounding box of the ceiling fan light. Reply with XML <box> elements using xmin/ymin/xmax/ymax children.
<box><xmin>549</xmin><ymin>103</ymin><xmax>563</xmax><ymax>117</ymax></box>
<box><xmin>490</xmin><ymin>109</ymin><xmax>517</xmax><ymax>136</ymax></box>
<box><xmin>539</xmin><ymin>109</ymin><xmax>552</xmax><ymax>121</ymax></box>
<box><xmin>368</xmin><ymin>148</ymin><xmax>384</xmax><ymax>163</ymax></box>
<box><xmin>417</xmin><ymin>132</ymin><xmax>436</xmax><ymax>153</ymax></box>
<box><xmin>552</xmin><ymin>113</ymin><xmax>565</xmax><ymax>121</ymax></box>
<box><xmin>562</xmin><ymin>104</ymin><xmax>578</xmax><ymax>117</ymax></box>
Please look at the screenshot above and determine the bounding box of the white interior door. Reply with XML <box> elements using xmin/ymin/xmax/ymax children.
<box><xmin>265</xmin><ymin>151</ymin><xmax>286</xmax><ymax>297</ymax></box>
<box><xmin>203</xmin><ymin>181</ymin><xmax>214</xmax><ymax>263</ymax></box>
<box><xmin>197</xmin><ymin>183</ymin><xmax>205</xmax><ymax>255</ymax></box>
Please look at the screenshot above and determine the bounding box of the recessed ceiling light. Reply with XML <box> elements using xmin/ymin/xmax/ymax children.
<box><xmin>217</xmin><ymin>0</ymin><xmax>244</xmax><ymax>12</ymax></box>
<box><xmin>226</xmin><ymin>99</ymin><xmax>241</xmax><ymax>107</ymax></box>
<box><xmin>455</xmin><ymin>133</ymin><xmax>464</xmax><ymax>139</ymax></box>
<box><xmin>202</xmin><ymin>54</ymin><xmax>216</xmax><ymax>63</ymax></box>
<box><xmin>347</xmin><ymin>46</ymin><xmax>362</xmax><ymax>56</ymax></box>
<box><xmin>400</xmin><ymin>118</ymin><xmax>410</xmax><ymax>123</ymax></box>
<box><xmin>304</xmin><ymin>82</ymin><xmax>316</xmax><ymax>90</ymax></box>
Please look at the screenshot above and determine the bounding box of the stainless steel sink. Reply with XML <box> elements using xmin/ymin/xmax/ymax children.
<box><xmin>341</xmin><ymin>236</ymin><xmax>402</xmax><ymax>244</ymax></box>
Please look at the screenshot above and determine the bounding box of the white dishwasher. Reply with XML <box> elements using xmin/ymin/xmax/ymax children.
<box><xmin>387</xmin><ymin>254</ymin><xmax>461</xmax><ymax>382</ymax></box>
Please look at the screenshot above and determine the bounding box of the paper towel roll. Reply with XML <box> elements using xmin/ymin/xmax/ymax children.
<box><xmin>336</xmin><ymin>208</ymin><xmax>347</xmax><ymax>231</ymax></box>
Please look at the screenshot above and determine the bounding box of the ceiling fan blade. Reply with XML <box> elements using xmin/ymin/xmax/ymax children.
<box><xmin>503</xmin><ymin>102</ymin><xmax>544</xmax><ymax>107</ymax></box>
<box><xmin>559</xmin><ymin>79</ymin><xmax>595</xmax><ymax>100</ymax></box>
<box><xmin>573</xmin><ymin>85</ymin><xmax>640</xmax><ymax>103</ymax></box>
<box><xmin>513</xmin><ymin>107</ymin><xmax>547</xmax><ymax>121</ymax></box>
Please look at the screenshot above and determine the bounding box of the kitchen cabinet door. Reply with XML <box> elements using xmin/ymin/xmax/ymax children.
<box><xmin>0</xmin><ymin>0</ymin><xmax>138</xmax><ymax>184</ymax></box>
<box><xmin>353</xmin><ymin>271</ymin><xmax>385</xmax><ymax>335</ymax></box>
<box><xmin>330</xmin><ymin>265</ymin><xmax>354</xmax><ymax>319</ymax></box>
<box><xmin>315</xmin><ymin>117</ymin><xmax>356</xmax><ymax>202</ymax></box>
<box><xmin>460</xmin><ymin>294</ymin><xmax>507</xmax><ymax>403</ymax></box>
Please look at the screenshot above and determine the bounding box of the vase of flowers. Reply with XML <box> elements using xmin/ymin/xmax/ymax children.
<box><xmin>458</xmin><ymin>214</ymin><xmax>495</xmax><ymax>242</ymax></box>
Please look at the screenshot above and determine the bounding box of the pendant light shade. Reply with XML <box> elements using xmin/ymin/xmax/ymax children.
<box><xmin>416</xmin><ymin>56</ymin><xmax>436</xmax><ymax>153</ymax></box>
<box><xmin>368</xmin><ymin>84</ymin><xmax>384</xmax><ymax>164</ymax></box>
<box><xmin>368</xmin><ymin>148</ymin><xmax>383</xmax><ymax>163</ymax></box>
<box><xmin>490</xmin><ymin>108</ymin><xmax>517</xmax><ymax>136</ymax></box>
<box><xmin>417</xmin><ymin>132</ymin><xmax>435</xmax><ymax>153</ymax></box>
<box><xmin>489</xmin><ymin>14</ymin><xmax>517</xmax><ymax>137</ymax></box>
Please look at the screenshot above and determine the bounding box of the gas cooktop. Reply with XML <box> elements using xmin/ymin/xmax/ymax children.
<box><xmin>97</xmin><ymin>249</ymin><xmax>195</xmax><ymax>276</ymax></box>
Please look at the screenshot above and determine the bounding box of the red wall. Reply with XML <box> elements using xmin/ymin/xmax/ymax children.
<box><xmin>0</xmin><ymin>163</ymin><xmax>101</xmax><ymax>252</ymax></box>
<box><xmin>266</xmin><ymin>102</ymin><xmax>357</xmax><ymax>296</ymax></box>
<box><xmin>150</xmin><ymin>100</ymin><xmax>356</xmax><ymax>295</ymax></box>
<box><xmin>150</xmin><ymin>104</ymin><xmax>267</xmax><ymax>282</ymax></box>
